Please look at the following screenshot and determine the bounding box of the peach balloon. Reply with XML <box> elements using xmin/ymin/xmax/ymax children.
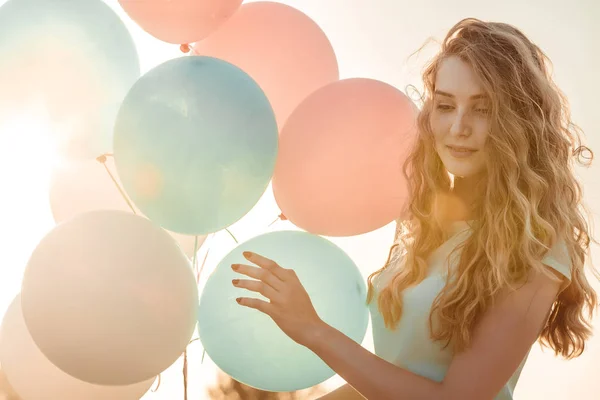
<box><xmin>0</xmin><ymin>367</ymin><xmax>20</xmax><ymax>399</ymax></box>
<box><xmin>0</xmin><ymin>295</ymin><xmax>155</xmax><ymax>399</ymax></box>
<box><xmin>49</xmin><ymin>158</ymin><xmax>206</xmax><ymax>258</ymax></box>
<box><xmin>193</xmin><ymin>2</ymin><xmax>339</xmax><ymax>129</ymax></box>
<box><xmin>118</xmin><ymin>0</ymin><xmax>242</xmax><ymax>45</ymax></box>
<box><xmin>21</xmin><ymin>210</ymin><xmax>199</xmax><ymax>385</ymax></box>
<box><xmin>272</xmin><ymin>78</ymin><xmax>418</xmax><ymax>237</ymax></box>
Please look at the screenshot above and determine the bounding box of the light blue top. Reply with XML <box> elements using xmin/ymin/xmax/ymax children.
<box><xmin>369</xmin><ymin>221</ymin><xmax>572</xmax><ymax>399</ymax></box>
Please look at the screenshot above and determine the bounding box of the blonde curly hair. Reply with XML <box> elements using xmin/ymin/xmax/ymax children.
<box><xmin>367</xmin><ymin>18</ymin><xmax>598</xmax><ymax>359</ymax></box>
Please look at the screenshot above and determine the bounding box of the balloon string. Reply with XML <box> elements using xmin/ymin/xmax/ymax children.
<box><xmin>268</xmin><ymin>213</ymin><xmax>287</xmax><ymax>227</ymax></box>
<box><xmin>151</xmin><ymin>374</ymin><xmax>161</xmax><ymax>392</ymax></box>
<box><xmin>183</xmin><ymin>235</ymin><xmax>202</xmax><ymax>399</ymax></box>
<box><xmin>197</xmin><ymin>244</ymin><xmax>211</xmax><ymax>366</ymax></box>
<box><xmin>198</xmin><ymin>246</ymin><xmax>211</xmax><ymax>285</ymax></box>
<box><xmin>225</xmin><ymin>228</ymin><xmax>238</xmax><ymax>244</ymax></box>
<box><xmin>183</xmin><ymin>350</ymin><xmax>189</xmax><ymax>400</ymax></box>
<box><xmin>184</xmin><ymin>232</ymin><xmax>212</xmax><ymax>390</ymax></box>
<box><xmin>96</xmin><ymin>154</ymin><xmax>138</xmax><ymax>215</ymax></box>
<box><xmin>182</xmin><ymin>235</ymin><xmax>201</xmax><ymax>400</ymax></box>
<box><xmin>192</xmin><ymin>236</ymin><xmax>199</xmax><ymax>273</ymax></box>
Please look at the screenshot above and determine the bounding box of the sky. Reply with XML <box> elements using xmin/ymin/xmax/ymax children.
<box><xmin>0</xmin><ymin>0</ymin><xmax>599</xmax><ymax>399</ymax></box>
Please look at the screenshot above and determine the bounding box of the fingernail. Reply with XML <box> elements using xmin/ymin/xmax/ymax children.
<box><xmin>243</xmin><ymin>251</ymin><xmax>252</xmax><ymax>258</ymax></box>
<box><xmin>232</xmin><ymin>279</ymin><xmax>239</xmax><ymax>285</ymax></box>
<box><xmin>231</xmin><ymin>264</ymin><xmax>239</xmax><ymax>270</ymax></box>
<box><xmin>236</xmin><ymin>298</ymin><xmax>242</xmax><ymax>304</ymax></box>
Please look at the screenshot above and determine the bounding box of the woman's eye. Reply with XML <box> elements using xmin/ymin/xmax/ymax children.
<box><xmin>436</xmin><ymin>104</ymin><xmax>454</xmax><ymax>111</ymax></box>
<box><xmin>474</xmin><ymin>108</ymin><xmax>490</xmax><ymax>115</ymax></box>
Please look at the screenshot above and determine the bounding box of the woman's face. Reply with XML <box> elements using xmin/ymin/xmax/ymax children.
<box><xmin>430</xmin><ymin>56</ymin><xmax>490</xmax><ymax>179</ymax></box>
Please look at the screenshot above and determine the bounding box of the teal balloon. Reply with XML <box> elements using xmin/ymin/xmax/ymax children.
<box><xmin>0</xmin><ymin>0</ymin><xmax>140</xmax><ymax>159</ymax></box>
<box><xmin>198</xmin><ymin>230</ymin><xmax>369</xmax><ymax>392</ymax></box>
<box><xmin>114</xmin><ymin>56</ymin><xmax>278</xmax><ymax>235</ymax></box>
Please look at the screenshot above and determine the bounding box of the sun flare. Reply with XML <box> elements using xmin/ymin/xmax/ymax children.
<box><xmin>0</xmin><ymin>104</ymin><xmax>62</xmax><ymax>193</ymax></box>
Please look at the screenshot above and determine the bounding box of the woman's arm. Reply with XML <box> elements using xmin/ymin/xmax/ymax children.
<box><xmin>304</xmin><ymin>267</ymin><xmax>562</xmax><ymax>400</ymax></box>
<box><xmin>316</xmin><ymin>383</ymin><xmax>364</xmax><ymax>399</ymax></box>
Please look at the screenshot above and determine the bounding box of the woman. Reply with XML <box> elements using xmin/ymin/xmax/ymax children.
<box><xmin>230</xmin><ymin>18</ymin><xmax>599</xmax><ymax>399</ymax></box>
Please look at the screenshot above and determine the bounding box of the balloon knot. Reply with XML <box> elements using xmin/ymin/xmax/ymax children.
<box><xmin>180</xmin><ymin>44</ymin><xmax>191</xmax><ymax>53</ymax></box>
<box><xmin>279</xmin><ymin>213</ymin><xmax>288</xmax><ymax>221</ymax></box>
<box><xmin>96</xmin><ymin>154</ymin><xmax>107</xmax><ymax>164</ymax></box>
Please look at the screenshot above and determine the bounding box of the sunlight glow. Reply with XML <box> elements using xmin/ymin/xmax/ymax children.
<box><xmin>0</xmin><ymin>103</ymin><xmax>62</xmax><ymax>192</ymax></box>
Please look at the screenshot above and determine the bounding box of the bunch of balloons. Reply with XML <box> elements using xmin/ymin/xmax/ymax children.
<box><xmin>0</xmin><ymin>0</ymin><xmax>418</xmax><ymax>397</ymax></box>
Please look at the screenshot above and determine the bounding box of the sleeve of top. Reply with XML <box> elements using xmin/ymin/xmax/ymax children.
<box><xmin>541</xmin><ymin>238</ymin><xmax>572</xmax><ymax>284</ymax></box>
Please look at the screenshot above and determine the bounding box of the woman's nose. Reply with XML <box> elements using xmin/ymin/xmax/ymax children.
<box><xmin>449</xmin><ymin>112</ymin><xmax>471</xmax><ymax>137</ymax></box>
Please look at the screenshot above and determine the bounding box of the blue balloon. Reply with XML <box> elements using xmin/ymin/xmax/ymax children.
<box><xmin>0</xmin><ymin>0</ymin><xmax>140</xmax><ymax>159</ymax></box>
<box><xmin>114</xmin><ymin>56</ymin><xmax>279</xmax><ymax>235</ymax></box>
<box><xmin>198</xmin><ymin>230</ymin><xmax>369</xmax><ymax>392</ymax></box>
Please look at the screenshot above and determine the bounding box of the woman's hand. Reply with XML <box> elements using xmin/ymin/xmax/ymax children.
<box><xmin>231</xmin><ymin>251</ymin><xmax>326</xmax><ymax>347</ymax></box>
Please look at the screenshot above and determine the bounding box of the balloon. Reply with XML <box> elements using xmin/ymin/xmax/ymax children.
<box><xmin>114</xmin><ymin>56</ymin><xmax>278</xmax><ymax>235</ymax></box>
<box><xmin>118</xmin><ymin>0</ymin><xmax>242</xmax><ymax>45</ymax></box>
<box><xmin>193</xmin><ymin>2</ymin><xmax>339</xmax><ymax>128</ymax></box>
<box><xmin>49</xmin><ymin>158</ymin><xmax>207</xmax><ymax>258</ymax></box>
<box><xmin>21</xmin><ymin>210</ymin><xmax>199</xmax><ymax>386</ymax></box>
<box><xmin>0</xmin><ymin>368</ymin><xmax>19</xmax><ymax>399</ymax></box>
<box><xmin>198</xmin><ymin>230</ymin><xmax>369</xmax><ymax>392</ymax></box>
<box><xmin>273</xmin><ymin>78</ymin><xmax>418</xmax><ymax>237</ymax></box>
<box><xmin>0</xmin><ymin>0</ymin><xmax>140</xmax><ymax>159</ymax></box>
<box><xmin>0</xmin><ymin>295</ymin><xmax>155</xmax><ymax>399</ymax></box>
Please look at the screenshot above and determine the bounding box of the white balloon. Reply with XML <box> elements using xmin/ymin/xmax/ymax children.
<box><xmin>21</xmin><ymin>210</ymin><xmax>199</xmax><ymax>385</ymax></box>
<box><xmin>0</xmin><ymin>295</ymin><xmax>155</xmax><ymax>399</ymax></box>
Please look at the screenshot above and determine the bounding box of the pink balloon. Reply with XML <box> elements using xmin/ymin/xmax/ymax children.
<box><xmin>193</xmin><ymin>2</ymin><xmax>339</xmax><ymax>129</ymax></box>
<box><xmin>49</xmin><ymin>158</ymin><xmax>206</xmax><ymax>258</ymax></box>
<box><xmin>118</xmin><ymin>0</ymin><xmax>242</xmax><ymax>45</ymax></box>
<box><xmin>0</xmin><ymin>295</ymin><xmax>155</xmax><ymax>399</ymax></box>
<box><xmin>272</xmin><ymin>78</ymin><xmax>418</xmax><ymax>237</ymax></box>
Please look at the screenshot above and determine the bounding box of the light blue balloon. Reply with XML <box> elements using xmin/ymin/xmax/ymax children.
<box><xmin>0</xmin><ymin>0</ymin><xmax>140</xmax><ymax>159</ymax></box>
<box><xmin>198</xmin><ymin>230</ymin><xmax>369</xmax><ymax>392</ymax></box>
<box><xmin>114</xmin><ymin>56</ymin><xmax>279</xmax><ymax>235</ymax></box>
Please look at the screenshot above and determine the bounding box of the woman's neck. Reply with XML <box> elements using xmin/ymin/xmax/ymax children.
<box><xmin>448</xmin><ymin>174</ymin><xmax>486</xmax><ymax>221</ymax></box>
